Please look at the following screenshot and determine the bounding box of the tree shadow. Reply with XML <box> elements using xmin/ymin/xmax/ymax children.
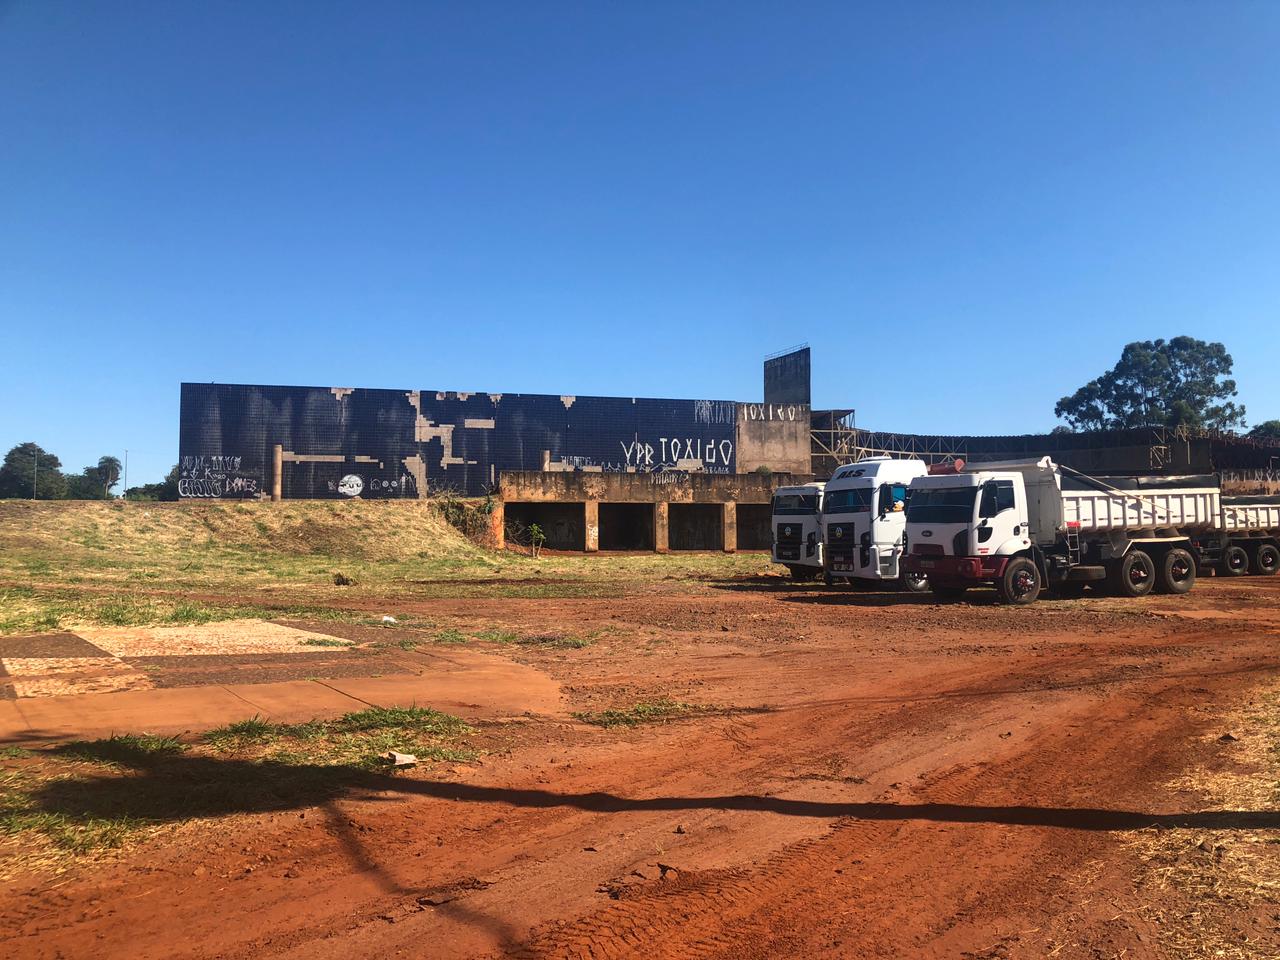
<box><xmin>24</xmin><ymin>750</ymin><xmax>1280</xmax><ymax>834</ymax></box>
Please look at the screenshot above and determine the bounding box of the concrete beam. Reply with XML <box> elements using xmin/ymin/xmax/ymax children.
<box><xmin>655</xmin><ymin>502</ymin><xmax>669</xmax><ymax>553</ymax></box>
<box><xmin>272</xmin><ymin>444</ymin><xmax>283</xmax><ymax>502</ymax></box>
<box><xmin>722</xmin><ymin>501</ymin><xmax>737</xmax><ymax>553</ymax></box>
<box><xmin>584</xmin><ymin>500</ymin><xmax>599</xmax><ymax>553</ymax></box>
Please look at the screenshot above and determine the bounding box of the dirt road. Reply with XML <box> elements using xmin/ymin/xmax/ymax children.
<box><xmin>5</xmin><ymin>575</ymin><xmax>1280</xmax><ymax>958</ymax></box>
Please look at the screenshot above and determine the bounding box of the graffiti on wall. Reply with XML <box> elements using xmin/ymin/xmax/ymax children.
<box><xmin>180</xmin><ymin>384</ymin><xmax>742</xmax><ymax>498</ymax></box>
<box><xmin>177</xmin><ymin>455</ymin><xmax>259</xmax><ymax>499</ymax></box>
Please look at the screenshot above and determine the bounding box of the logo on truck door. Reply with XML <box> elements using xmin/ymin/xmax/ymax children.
<box><xmin>921</xmin><ymin>530</ymin><xmax>933</xmax><ymax>538</ymax></box>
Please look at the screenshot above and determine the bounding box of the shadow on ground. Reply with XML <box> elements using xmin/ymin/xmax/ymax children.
<box><xmin>22</xmin><ymin>746</ymin><xmax>1280</xmax><ymax>834</ymax></box>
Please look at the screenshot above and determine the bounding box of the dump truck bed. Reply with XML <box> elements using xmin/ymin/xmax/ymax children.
<box><xmin>1220</xmin><ymin>495</ymin><xmax>1280</xmax><ymax>533</ymax></box>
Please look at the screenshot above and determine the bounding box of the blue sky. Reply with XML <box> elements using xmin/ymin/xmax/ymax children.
<box><xmin>2</xmin><ymin>2</ymin><xmax>1278</xmax><ymax>485</ymax></box>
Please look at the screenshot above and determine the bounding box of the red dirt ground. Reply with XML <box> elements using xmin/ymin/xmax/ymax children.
<box><xmin>4</xmin><ymin>574</ymin><xmax>1280</xmax><ymax>959</ymax></box>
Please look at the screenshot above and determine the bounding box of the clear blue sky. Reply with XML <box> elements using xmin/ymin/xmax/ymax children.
<box><xmin>2</xmin><ymin>2</ymin><xmax>1278</xmax><ymax>485</ymax></box>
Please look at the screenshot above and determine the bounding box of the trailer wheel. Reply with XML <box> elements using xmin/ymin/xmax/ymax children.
<box><xmin>1107</xmin><ymin>550</ymin><xmax>1155</xmax><ymax>598</ymax></box>
<box><xmin>1156</xmin><ymin>547</ymin><xmax>1196</xmax><ymax>594</ymax></box>
<box><xmin>1220</xmin><ymin>545</ymin><xmax>1250</xmax><ymax>577</ymax></box>
<box><xmin>1250</xmin><ymin>543</ymin><xmax>1280</xmax><ymax>576</ymax></box>
<box><xmin>899</xmin><ymin>572</ymin><xmax>930</xmax><ymax>594</ymax></box>
<box><xmin>930</xmin><ymin>584</ymin><xmax>968</xmax><ymax>601</ymax></box>
<box><xmin>997</xmin><ymin>557</ymin><xmax>1041</xmax><ymax>605</ymax></box>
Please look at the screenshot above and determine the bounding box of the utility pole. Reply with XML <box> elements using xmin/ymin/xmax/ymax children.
<box><xmin>32</xmin><ymin>451</ymin><xmax>37</xmax><ymax>501</ymax></box>
<box><xmin>124</xmin><ymin>449</ymin><xmax>129</xmax><ymax>500</ymax></box>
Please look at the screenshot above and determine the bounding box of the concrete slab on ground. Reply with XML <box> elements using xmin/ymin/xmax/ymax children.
<box><xmin>0</xmin><ymin>648</ymin><xmax>565</xmax><ymax>744</ymax></box>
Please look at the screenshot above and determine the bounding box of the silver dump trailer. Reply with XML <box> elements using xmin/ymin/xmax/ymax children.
<box><xmin>1190</xmin><ymin>494</ymin><xmax>1280</xmax><ymax>577</ymax></box>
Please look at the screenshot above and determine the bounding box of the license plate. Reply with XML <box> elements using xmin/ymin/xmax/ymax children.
<box><xmin>919</xmin><ymin>559</ymin><xmax>936</xmax><ymax>569</ymax></box>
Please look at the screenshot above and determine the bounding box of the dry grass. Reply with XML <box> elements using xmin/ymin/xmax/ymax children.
<box><xmin>1123</xmin><ymin>690</ymin><xmax>1280</xmax><ymax>959</ymax></box>
<box><xmin>0</xmin><ymin>500</ymin><xmax>773</xmax><ymax>634</ymax></box>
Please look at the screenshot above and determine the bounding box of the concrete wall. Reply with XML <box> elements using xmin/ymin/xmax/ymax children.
<box><xmin>764</xmin><ymin>347</ymin><xmax>811</xmax><ymax>405</ymax></box>
<box><xmin>497</xmin><ymin>470</ymin><xmax>791</xmax><ymax>553</ymax></box>
<box><xmin>736</xmin><ymin>403</ymin><xmax>811</xmax><ymax>475</ymax></box>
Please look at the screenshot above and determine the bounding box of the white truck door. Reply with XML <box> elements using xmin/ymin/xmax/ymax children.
<box><xmin>875</xmin><ymin>482</ymin><xmax>910</xmax><ymax>578</ymax></box>
<box><xmin>975</xmin><ymin>479</ymin><xmax>1022</xmax><ymax>556</ymax></box>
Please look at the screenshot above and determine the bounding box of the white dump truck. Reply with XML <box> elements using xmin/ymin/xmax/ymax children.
<box><xmin>1190</xmin><ymin>495</ymin><xmax>1280</xmax><ymax>577</ymax></box>
<box><xmin>771</xmin><ymin>481</ymin><xmax>826</xmax><ymax>579</ymax></box>
<box><xmin>902</xmin><ymin>457</ymin><xmax>1217</xmax><ymax>604</ymax></box>
<box><xmin>821</xmin><ymin>456</ymin><xmax>931</xmax><ymax>591</ymax></box>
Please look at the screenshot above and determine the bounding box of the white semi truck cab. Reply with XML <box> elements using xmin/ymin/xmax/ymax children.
<box><xmin>771</xmin><ymin>482</ymin><xmax>826</xmax><ymax>579</ymax></box>
<box><xmin>903</xmin><ymin>457</ymin><xmax>1215</xmax><ymax>604</ymax></box>
<box><xmin>822</xmin><ymin>456</ymin><xmax>930</xmax><ymax>591</ymax></box>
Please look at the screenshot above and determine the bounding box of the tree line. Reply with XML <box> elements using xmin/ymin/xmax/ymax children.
<box><xmin>0</xmin><ymin>443</ymin><xmax>180</xmax><ymax>501</ymax></box>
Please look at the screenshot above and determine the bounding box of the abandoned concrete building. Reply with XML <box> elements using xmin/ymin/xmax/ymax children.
<box><xmin>178</xmin><ymin>348</ymin><xmax>819</xmax><ymax>552</ymax></box>
<box><xmin>178</xmin><ymin>345</ymin><xmax>1280</xmax><ymax>552</ymax></box>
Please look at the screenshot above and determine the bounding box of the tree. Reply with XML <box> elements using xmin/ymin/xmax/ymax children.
<box><xmin>0</xmin><ymin>443</ymin><xmax>67</xmax><ymax>500</ymax></box>
<box><xmin>97</xmin><ymin>456</ymin><xmax>122</xmax><ymax>497</ymax></box>
<box><xmin>1248</xmin><ymin>420</ymin><xmax>1280</xmax><ymax>441</ymax></box>
<box><xmin>1054</xmin><ymin>337</ymin><xmax>1245</xmax><ymax>432</ymax></box>
<box><xmin>125</xmin><ymin>464</ymin><xmax>180</xmax><ymax>501</ymax></box>
<box><xmin>65</xmin><ymin>468</ymin><xmax>110</xmax><ymax>500</ymax></box>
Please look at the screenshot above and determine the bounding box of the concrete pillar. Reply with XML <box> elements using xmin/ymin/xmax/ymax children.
<box><xmin>722</xmin><ymin>501</ymin><xmax>737</xmax><ymax>553</ymax></box>
<box><xmin>584</xmin><ymin>500</ymin><xmax>599</xmax><ymax>553</ymax></box>
<box><xmin>272</xmin><ymin>444</ymin><xmax>283</xmax><ymax>502</ymax></box>
<box><xmin>489</xmin><ymin>500</ymin><xmax>505</xmax><ymax>549</ymax></box>
<box><xmin>655</xmin><ymin>502</ymin><xmax>669</xmax><ymax>553</ymax></box>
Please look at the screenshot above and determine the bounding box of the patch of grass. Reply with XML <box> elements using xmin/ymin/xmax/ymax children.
<box><xmin>54</xmin><ymin>734</ymin><xmax>187</xmax><ymax>767</ymax></box>
<box><xmin>203</xmin><ymin>716</ymin><xmax>279</xmax><ymax>750</ymax></box>
<box><xmin>574</xmin><ymin>698</ymin><xmax>708</xmax><ymax>728</ymax></box>
<box><xmin>298</xmin><ymin>637</ymin><xmax>355</xmax><ymax>648</ymax></box>
<box><xmin>0</xmin><ymin>770</ymin><xmax>142</xmax><ymax>852</ymax></box>
<box><xmin>0</xmin><ymin>746</ymin><xmax>32</xmax><ymax>760</ymax></box>
<box><xmin>395</xmin><ymin>637</ymin><xmax>420</xmax><ymax>650</ymax></box>
<box><xmin>433</xmin><ymin>628</ymin><xmax>469</xmax><ymax>645</ymax></box>
<box><xmin>518</xmin><ymin>632</ymin><xmax>593</xmax><ymax>649</ymax></box>
<box><xmin>473</xmin><ymin>628</ymin><xmax>520</xmax><ymax>644</ymax></box>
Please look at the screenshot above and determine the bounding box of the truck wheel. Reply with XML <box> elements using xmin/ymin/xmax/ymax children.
<box><xmin>996</xmin><ymin>557</ymin><xmax>1041</xmax><ymax>605</ymax></box>
<box><xmin>1107</xmin><ymin>550</ymin><xmax>1155</xmax><ymax>598</ymax></box>
<box><xmin>1156</xmin><ymin>547</ymin><xmax>1196</xmax><ymax>594</ymax></box>
<box><xmin>1253</xmin><ymin>543</ymin><xmax>1280</xmax><ymax>576</ymax></box>
<box><xmin>1220</xmin><ymin>545</ymin><xmax>1250</xmax><ymax>577</ymax></box>
<box><xmin>899</xmin><ymin>572</ymin><xmax>930</xmax><ymax>594</ymax></box>
<box><xmin>930</xmin><ymin>584</ymin><xmax>968</xmax><ymax>601</ymax></box>
<box><xmin>788</xmin><ymin>565</ymin><xmax>811</xmax><ymax>581</ymax></box>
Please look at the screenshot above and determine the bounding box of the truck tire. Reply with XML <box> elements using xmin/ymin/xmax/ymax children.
<box><xmin>996</xmin><ymin>557</ymin><xmax>1041</xmax><ymax>605</ymax></box>
<box><xmin>899</xmin><ymin>572</ymin><xmax>930</xmax><ymax>593</ymax></box>
<box><xmin>1220</xmin><ymin>545</ymin><xmax>1250</xmax><ymax>577</ymax></box>
<box><xmin>1249</xmin><ymin>543</ymin><xmax>1280</xmax><ymax>576</ymax></box>
<box><xmin>1155</xmin><ymin>547</ymin><xmax>1196</xmax><ymax>594</ymax></box>
<box><xmin>1107</xmin><ymin>549</ymin><xmax>1155</xmax><ymax>598</ymax></box>
<box><xmin>930</xmin><ymin>584</ymin><xmax>968</xmax><ymax>601</ymax></box>
<box><xmin>788</xmin><ymin>565</ymin><xmax>812</xmax><ymax>581</ymax></box>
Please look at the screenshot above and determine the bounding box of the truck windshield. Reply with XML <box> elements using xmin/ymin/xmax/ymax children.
<box><xmin>905</xmin><ymin>486</ymin><xmax>977</xmax><ymax>524</ymax></box>
<box><xmin>772</xmin><ymin>494</ymin><xmax>819</xmax><ymax>515</ymax></box>
<box><xmin>823</xmin><ymin>488</ymin><xmax>874</xmax><ymax>513</ymax></box>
